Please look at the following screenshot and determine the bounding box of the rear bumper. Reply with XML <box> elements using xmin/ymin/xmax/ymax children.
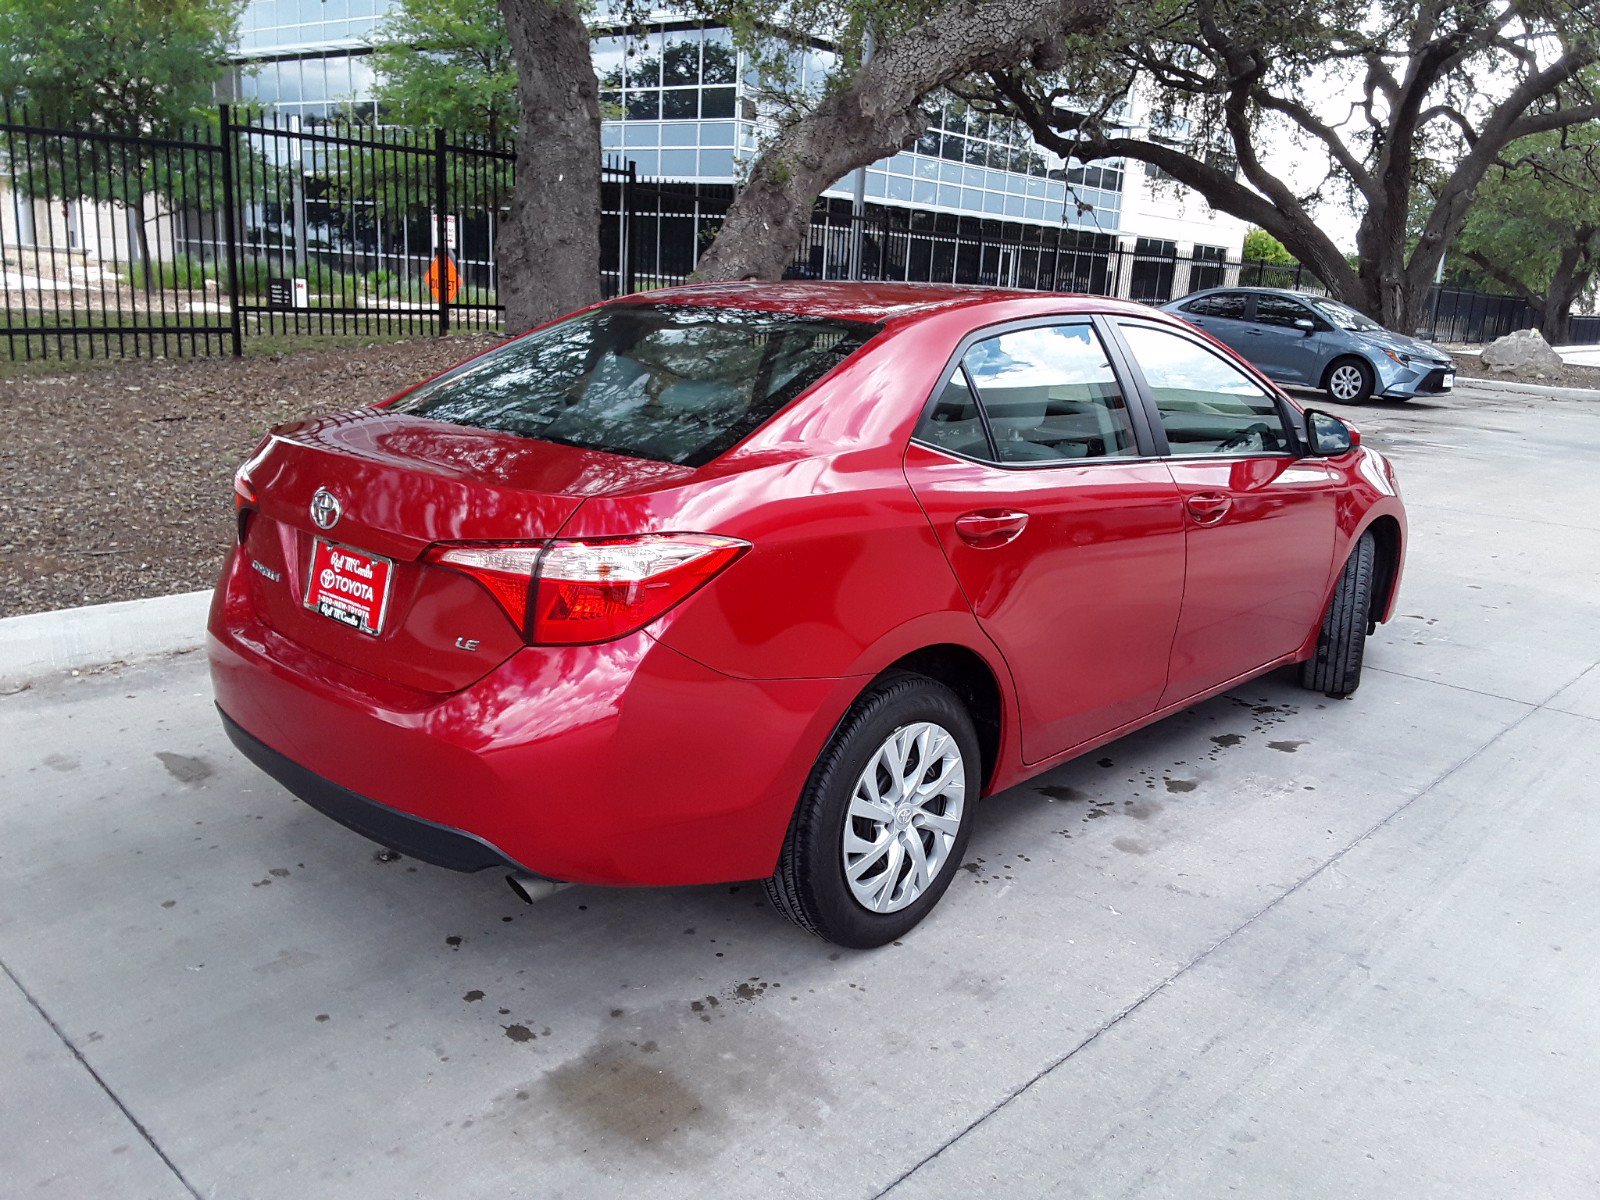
<box><xmin>219</xmin><ymin>707</ymin><xmax>527</xmax><ymax>873</ymax></box>
<box><xmin>208</xmin><ymin>549</ymin><xmax>854</xmax><ymax>886</ymax></box>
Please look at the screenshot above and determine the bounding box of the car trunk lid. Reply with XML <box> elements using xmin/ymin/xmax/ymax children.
<box><xmin>237</xmin><ymin>409</ymin><xmax>692</xmax><ymax>693</ymax></box>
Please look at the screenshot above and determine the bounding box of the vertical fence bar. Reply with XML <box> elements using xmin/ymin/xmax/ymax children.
<box><xmin>434</xmin><ymin>127</ymin><xmax>449</xmax><ymax>337</ymax></box>
<box><xmin>219</xmin><ymin>106</ymin><xmax>243</xmax><ymax>356</ymax></box>
<box><xmin>0</xmin><ymin>113</ymin><xmax>16</xmax><ymax>361</ymax></box>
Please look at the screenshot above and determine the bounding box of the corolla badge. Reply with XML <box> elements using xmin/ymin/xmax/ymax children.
<box><xmin>310</xmin><ymin>488</ymin><xmax>342</xmax><ymax>530</ymax></box>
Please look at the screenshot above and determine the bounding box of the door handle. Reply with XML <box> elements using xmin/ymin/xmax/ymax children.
<box><xmin>1184</xmin><ymin>492</ymin><xmax>1232</xmax><ymax>525</ymax></box>
<box><xmin>955</xmin><ymin>509</ymin><xmax>1029</xmax><ymax>548</ymax></box>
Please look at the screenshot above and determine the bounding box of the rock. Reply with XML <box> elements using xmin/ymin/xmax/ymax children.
<box><xmin>1481</xmin><ymin>328</ymin><xmax>1565</xmax><ymax>375</ymax></box>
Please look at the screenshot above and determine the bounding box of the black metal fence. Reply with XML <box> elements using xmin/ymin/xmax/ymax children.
<box><xmin>1</xmin><ymin>108</ymin><xmax>1589</xmax><ymax>361</ymax></box>
<box><xmin>1418</xmin><ymin>286</ymin><xmax>1600</xmax><ymax>345</ymax></box>
<box><xmin>0</xmin><ymin>108</ymin><xmax>586</xmax><ymax>361</ymax></box>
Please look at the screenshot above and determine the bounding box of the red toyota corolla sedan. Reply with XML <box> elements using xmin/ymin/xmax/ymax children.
<box><xmin>210</xmin><ymin>282</ymin><xmax>1406</xmax><ymax>947</ymax></box>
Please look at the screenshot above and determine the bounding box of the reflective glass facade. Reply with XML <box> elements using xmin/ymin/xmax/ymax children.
<box><xmin>226</xmin><ymin>3</ymin><xmax>1156</xmax><ymax>236</ymax></box>
<box><xmin>238</xmin><ymin>0</ymin><xmax>388</xmax><ymax>54</ymax></box>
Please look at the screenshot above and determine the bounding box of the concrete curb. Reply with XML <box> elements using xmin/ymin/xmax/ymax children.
<box><xmin>1456</xmin><ymin>377</ymin><xmax>1600</xmax><ymax>401</ymax></box>
<box><xmin>0</xmin><ymin>590</ymin><xmax>211</xmax><ymax>690</ymax></box>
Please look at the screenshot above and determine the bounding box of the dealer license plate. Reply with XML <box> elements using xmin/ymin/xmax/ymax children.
<box><xmin>1441</xmin><ymin>372</ymin><xmax>1454</xmax><ymax>390</ymax></box>
<box><xmin>304</xmin><ymin>538</ymin><xmax>393</xmax><ymax>636</ymax></box>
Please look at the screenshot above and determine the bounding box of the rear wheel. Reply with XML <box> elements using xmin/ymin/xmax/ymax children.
<box><xmin>1300</xmin><ymin>531</ymin><xmax>1377</xmax><ymax>698</ymax></box>
<box><xmin>765</xmin><ymin>672</ymin><xmax>979</xmax><ymax>948</ymax></box>
<box><xmin>1326</xmin><ymin>358</ymin><xmax>1375</xmax><ymax>403</ymax></box>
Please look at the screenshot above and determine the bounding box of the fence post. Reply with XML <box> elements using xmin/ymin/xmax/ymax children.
<box><xmin>623</xmin><ymin>162</ymin><xmax>637</xmax><ymax>295</ymax></box>
<box><xmin>434</xmin><ymin>127</ymin><xmax>450</xmax><ymax>337</ymax></box>
<box><xmin>218</xmin><ymin>105</ymin><xmax>244</xmax><ymax>357</ymax></box>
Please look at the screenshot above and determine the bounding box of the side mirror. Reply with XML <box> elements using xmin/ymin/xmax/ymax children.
<box><xmin>1294</xmin><ymin>318</ymin><xmax>1317</xmax><ymax>336</ymax></box>
<box><xmin>1305</xmin><ymin>409</ymin><xmax>1358</xmax><ymax>456</ymax></box>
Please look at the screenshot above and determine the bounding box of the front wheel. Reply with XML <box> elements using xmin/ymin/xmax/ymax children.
<box><xmin>765</xmin><ymin>672</ymin><xmax>979</xmax><ymax>948</ymax></box>
<box><xmin>1300</xmin><ymin>531</ymin><xmax>1377</xmax><ymax>698</ymax></box>
<box><xmin>1326</xmin><ymin>358</ymin><xmax>1375</xmax><ymax>404</ymax></box>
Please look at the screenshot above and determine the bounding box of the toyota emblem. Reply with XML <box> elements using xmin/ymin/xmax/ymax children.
<box><xmin>310</xmin><ymin>488</ymin><xmax>342</xmax><ymax>530</ymax></box>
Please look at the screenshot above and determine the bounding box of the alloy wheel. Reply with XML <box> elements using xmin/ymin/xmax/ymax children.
<box><xmin>841</xmin><ymin>721</ymin><xmax>967</xmax><ymax>914</ymax></box>
<box><xmin>1329</xmin><ymin>364</ymin><xmax>1366</xmax><ymax>401</ymax></box>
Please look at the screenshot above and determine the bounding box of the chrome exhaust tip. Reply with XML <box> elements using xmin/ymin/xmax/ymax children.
<box><xmin>505</xmin><ymin>872</ymin><xmax>569</xmax><ymax>905</ymax></box>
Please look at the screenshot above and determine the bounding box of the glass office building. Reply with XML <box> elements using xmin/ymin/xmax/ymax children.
<box><xmin>224</xmin><ymin>2</ymin><xmax>1241</xmax><ymax>253</ymax></box>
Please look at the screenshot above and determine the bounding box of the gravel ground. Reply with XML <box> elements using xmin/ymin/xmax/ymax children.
<box><xmin>0</xmin><ymin>335</ymin><xmax>499</xmax><ymax>619</ymax></box>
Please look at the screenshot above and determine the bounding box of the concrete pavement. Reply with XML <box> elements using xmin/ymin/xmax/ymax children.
<box><xmin>2</xmin><ymin>382</ymin><xmax>1598</xmax><ymax>1198</ymax></box>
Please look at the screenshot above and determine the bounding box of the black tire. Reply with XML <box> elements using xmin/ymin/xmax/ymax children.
<box><xmin>764</xmin><ymin>671</ymin><xmax>980</xmax><ymax>948</ymax></box>
<box><xmin>1300</xmin><ymin>531</ymin><xmax>1377</xmax><ymax>698</ymax></box>
<box><xmin>1325</xmin><ymin>357</ymin><xmax>1375</xmax><ymax>404</ymax></box>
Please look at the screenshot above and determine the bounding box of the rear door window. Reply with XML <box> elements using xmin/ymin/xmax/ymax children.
<box><xmin>1182</xmin><ymin>292</ymin><xmax>1250</xmax><ymax>320</ymax></box>
<box><xmin>918</xmin><ymin>368</ymin><xmax>994</xmax><ymax>459</ymax></box>
<box><xmin>934</xmin><ymin>323</ymin><xmax>1139</xmax><ymax>464</ymax></box>
<box><xmin>1118</xmin><ymin>322</ymin><xmax>1293</xmax><ymax>456</ymax></box>
<box><xmin>393</xmin><ymin>304</ymin><xmax>880</xmax><ymax>467</ymax></box>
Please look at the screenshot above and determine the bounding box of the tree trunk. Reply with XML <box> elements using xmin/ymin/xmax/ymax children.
<box><xmin>1543</xmin><ymin>304</ymin><xmax>1573</xmax><ymax>348</ymax></box>
<box><xmin>497</xmin><ymin>0</ymin><xmax>600</xmax><ymax>334</ymax></box>
<box><xmin>694</xmin><ymin>0</ymin><xmax>1110</xmax><ymax>283</ymax></box>
<box><xmin>1540</xmin><ymin>250</ymin><xmax>1593</xmax><ymax>347</ymax></box>
<box><xmin>132</xmin><ymin>209</ymin><xmax>153</xmax><ymax>284</ymax></box>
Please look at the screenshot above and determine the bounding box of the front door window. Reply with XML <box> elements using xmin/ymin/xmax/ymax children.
<box><xmin>1118</xmin><ymin>323</ymin><xmax>1292</xmax><ymax>456</ymax></box>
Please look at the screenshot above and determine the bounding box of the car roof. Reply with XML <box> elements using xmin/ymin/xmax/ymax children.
<box><xmin>1184</xmin><ymin>286</ymin><xmax>1327</xmax><ymax>302</ymax></box>
<box><xmin>613</xmin><ymin>281</ymin><xmax>1159</xmax><ymax>325</ymax></box>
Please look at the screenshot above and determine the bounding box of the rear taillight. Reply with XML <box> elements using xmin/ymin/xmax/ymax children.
<box><xmin>233</xmin><ymin>465</ymin><xmax>257</xmax><ymax>542</ymax></box>
<box><xmin>233</xmin><ymin>465</ymin><xmax>257</xmax><ymax>510</ymax></box>
<box><xmin>424</xmin><ymin>533</ymin><xmax>748</xmax><ymax>645</ymax></box>
<box><xmin>423</xmin><ymin>543</ymin><xmax>545</xmax><ymax>630</ymax></box>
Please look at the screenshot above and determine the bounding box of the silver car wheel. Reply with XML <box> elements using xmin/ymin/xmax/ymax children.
<box><xmin>1329</xmin><ymin>363</ymin><xmax>1366</xmax><ymax>401</ymax></box>
<box><xmin>841</xmin><ymin>721</ymin><xmax>967</xmax><ymax>914</ymax></box>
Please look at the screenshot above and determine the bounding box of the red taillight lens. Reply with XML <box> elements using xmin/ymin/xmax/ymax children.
<box><xmin>422</xmin><ymin>543</ymin><xmax>544</xmax><ymax>631</ymax></box>
<box><xmin>531</xmin><ymin>534</ymin><xmax>748</xmax><ymax>644</ymax></box>
<box><xmin>233</xmin><ymin>465</ymin><xmax>257</xmax><ymax>511</ymax></box>
<box><xmin>233</xmin><ymin>466</ymin><xmax>258</xmax><ymax>543</ymax></box>
<box><xmin>425</xmin><ymin>533</ymin><xmax>748</xmax><ymax>645</ymax></box>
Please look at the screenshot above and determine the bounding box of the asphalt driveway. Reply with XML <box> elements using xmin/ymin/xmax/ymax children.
<box><xmin>3</xmin><ymin>379</ymin><xmax>1598</xmax><ymax>1198</ymax></box>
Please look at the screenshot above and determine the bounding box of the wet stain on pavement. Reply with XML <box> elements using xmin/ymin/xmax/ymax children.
<box><xmin>1164</xmin><ymin>778</ymin><xmax>1198</xmax><ymax>793</ymax></box>
<box><xmin>504</xmin><ymin>1023</ymin><xmax>536</xmax><ymax>1042</ymax></box>
<box><xmin>1112</xmin><ymin>838</ymin><xmax>1150</xmax><ymax>855</ymax></box>
<box><xmin>1268</xmin><ymin>740</ymin><xmax>1307</xmax><ymax>753</ymax></box>
<box><xmin>1038</xmin><ymin>784</ymin><xmax>1087</xmax><ymax>802</ymax></box>
<box><xmin>156</xmin><ymin>752</ymin><xmax>212</xmax><ymax>784</ymax></box>
<box><xmin>1210</xmin><ymin>733</ymin><xmax>1245</xmax><ymax>749</ymax></box>
<box><xmin>463</xmin><ymin>990</ymin><xmax>485</xmax><ymax>1003</ymax></box>
<box><xmin>541</xmin><ymin>1042</ymin><xmax>716</xmax><ymax>1153</ymax></box>
<box><xmin>43</xmin><ymin>753</ymin><xmax>78</xmax><ymax>772</ymax></box>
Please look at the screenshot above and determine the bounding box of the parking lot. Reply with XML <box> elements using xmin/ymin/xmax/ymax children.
<box><xmin>3</xmin><ymin>379</ymin><xmax>1599</xmax><ymax>1198</ymax></box>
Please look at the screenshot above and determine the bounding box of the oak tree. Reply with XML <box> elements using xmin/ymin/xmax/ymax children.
<box><xmin>1454</xmin><ymin>127</ymin><xmax>1600</xmax><ymax>345</ymax></box>
<box><xmin>976</xmin><ymin>0</ymin><xmax>1600</xmax><ymax>332</ymax></box>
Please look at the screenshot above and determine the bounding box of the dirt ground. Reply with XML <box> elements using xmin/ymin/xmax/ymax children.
<box><xmin>1453</xmin><ymin>350</ymin><xmax>1600</xmax><ymax>390</ymax></box>
<box><xmin>0</xmin><ymin>335</ymin><xmax>499</xmax><ymax>619</ymax></box>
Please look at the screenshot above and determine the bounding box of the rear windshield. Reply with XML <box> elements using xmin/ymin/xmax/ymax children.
<box><xmin>392</xmin><ymin>303</ymin><xmax>881</xmax><ymax>466</ymax></box>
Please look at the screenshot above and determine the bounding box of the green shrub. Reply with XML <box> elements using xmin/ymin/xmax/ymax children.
<box><xmin>123</xmin><ymin>252</ymin><xmax>214</xmax><ymax>291</ymax></box>
<box><xmin>235</xmin><ymin>257</ymin><xmax>275</xmax><ymax>298</ymax></box>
